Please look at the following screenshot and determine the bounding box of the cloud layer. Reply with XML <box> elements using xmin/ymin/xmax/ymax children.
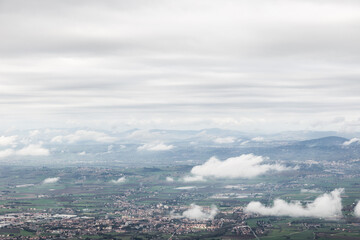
<box><xmin>245</xmin><ymin>188</ymin><xmax>344</xmax><ymax>219</ymax></box>
<box><xmin>1</xmin><ymin>1</ymin><xmax>360</xmax><ymax>131</ymax></box>
<box><xmin>189</xmin><ymin>154</ymin><xmax>292</xmax><ymax>179</ymax></box>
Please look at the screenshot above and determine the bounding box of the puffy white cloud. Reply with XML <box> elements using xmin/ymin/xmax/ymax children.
<box><xmin>343</xmin><ymin>138</ymin><xmax>360</xmax><ymax>146</ymax></box>
<box><xmin>51</xmin><ymin>130</ymin><xmax>117</xmax><ymax>143</ymax></box>
<box><xmin>166</xmin><ymin>176</ymin><xmax>174</xmax><ymax>182</ymax></box>
<box><xmin>0</xmin><ymin>135</ymin><xmax>17</xmax><ymax>146</ymax></box>
<box><xmin>245</xmin><ymin>188</ymin><xmax>344</xmax><ymax>219</ymax></box>
<box><xmin>16</xmin><ymin>144</ymin><xmax>50</xmax><ymax>156</ymax></box>
<box><xmin>137</xmin><ymin>142</ymin><xmax>174</xmax><ymax>151</ymax></box>
<box><xmin>354</xmin><ymin>201</ymin><xmax>360</xmax><ymax>217</ymax></box>
<box><xmin>110</xmin><ymin>177</ymin><xmax>126</xmax><ymax>184</ymax></box>
<box><xmin>189</xmin><ymin>154</ymin><xmax>293</xmax><ymax>179</ymax></box>
<box><xmin>43</xmin><ymin>177</ymin><xmax>60</xmax><ymax>184</ymax></box>
<box><xmin>213</xmin><ymin>137</ymin><xmax>235</xmax><ymax>144</ymax></box>
<box><xmin>182</xmin><ymin>204</ymin><xmax>218</xmax><ymax>220</ymax></box>
<box><xmin>0</xmin><ymin>149</ymin><xmax>15</xmax><ymax>158</ymax></box>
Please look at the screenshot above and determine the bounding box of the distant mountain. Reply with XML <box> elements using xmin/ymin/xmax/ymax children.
<box><xmin>293</xmin><ymin>136</ymin><xmax>348</xmax><ymax>147</ymax></box>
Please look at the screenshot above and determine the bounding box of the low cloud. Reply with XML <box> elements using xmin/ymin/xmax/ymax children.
<box><xmin>51</xmin><ymin>130</ymin><xmax>117</xmax><ymax>143</ymax></box>
<box><xmin>354</xmin><ymin>201</ymin><xmax>360</xmax><ymax>217</ymax></box>
<box><xmin>137</xmin><ymin>142</ymin><xmax>174</xmax><ymax>151</ymax></box>
<box><xmin>213</xmin><ymin>137</ymin><xmax>236</xmax><ymax>144</ymax></box>
<box><xmin>343</xmin><ymin>138</ymin><xmax>360</xmax><ymax>146</ymax></box>
<box><xmin>166</xmin><ymin>176</ymin><xmax>174</xmax><ymax>182</ymax></box>
<box><xmin>301</xmin><ymin>189</ymin><xmax>321</xmax><ymax>193</ymax></box>
<box><xmin>43</xmin><ymin>177</ymin><xmax>60</xmax><ymax>184</ymax></box>
<box><xmin>0</xmin><ymin>149</ymin><xmax>15</xmax><ymax>158</ymax></box>
<box><xmin>182</xmin><ymin>175</ymin><xmax>206</xmax><ymax>182</ymax></box>
<box><xmin>16</xmin><ymin>144</ymin><xmax>50</xmax><ymax>156</ymax></box>
<box><xmin>29</xmin><ymin>130</ymin><xmax>40</xmax><ymax>137</ymax></box>
<box><xmin>0</xmin><ymin>144</ymin><xmax>50</xmax><ymax>158</ymax></box>
<box><xmin>182</xmin><ymin>204</ymin><xmax>218</xmax><ymax>220</ymax></box>
<box><xmin>251</xmin><ymin>137</ymin><xmax>265</xmax><ymax>142</ymax></box>
<box><xmin>0</xmin><ymin>135</ymin><xmax>18</xmax><ymax>146</ymax></box>
<box><xmin>189</xmin><ymin>154</ymin><xmax>293</xmax><ymax>180</ymax></box>
<box><xmin>78</xmin><ymin>151</ymin><xmax>86</xmax><ymax>156</ymax></box>
<box><xmin>245</xmin><ymin>188</ymin><xmax>344</xmax><ymax>219</ymax></box>
<box><xmin>110</xmin><ymin>177</ymin><xmax>126</xmax><ymax>184</ymax></box>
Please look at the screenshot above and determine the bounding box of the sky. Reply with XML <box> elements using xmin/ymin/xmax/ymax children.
<box><xmin>1</xmin><ymin>0</ymin><xmax>360</xmax><ymax>133</ymax></box>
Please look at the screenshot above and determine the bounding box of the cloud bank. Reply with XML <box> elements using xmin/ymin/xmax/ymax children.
<box><xmin>245</xmin><ymin>188</ymin><xmax>344</xmax><ymax>219</ymax></box>
<box><xmin>189</xmin><ymin>154</ymin><xmax>292</xmax><ymax>179</ymax></box>
<box><xmin>137</xmin><ymin>142</ymin><xmax>174</xmax><ymax>151</ymax></box>
<box><xmin>43</xmin><ymin>177</ymin><xmax>60</xmax><ymax>184</ymax></box>
<box><xmin>51</xmin><ymin>130</ymin><xmax>117</xmax><ymax>143</ymax></box>
<box><xmin>182</xmin><ymin>204</ymin><xmax>218</xmax><ymax>220</ymax></box>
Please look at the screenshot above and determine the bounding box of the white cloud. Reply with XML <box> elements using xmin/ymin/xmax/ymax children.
<box><xmin>110</xmin><ymin>177</ymin><xmax>126</xmax><ymax>184</ymax></box>
<box><xmin>182</xmin><ymin>175</ymin><xmax>206</xmax><ymax>182</ymax></box>
<box><xmin>301</xmin><ymin>189</ymin><xmax>321</xmax><ymax>194</ymax></box>
<box><xmin>29</xmin><ymin>130</ymin><xmax>40</xmax><ymax>137</ymax></box>
<box><xmin>43</xmin><ymin>177</ymin><xmax>60</xmax><ymax>184</ymax></box>
<box><xmin>0</xmin><ymin>149</ymin><xmax>15</xmax><ymax>158</ymax></box>
<box><xmin>0</xmin><ymin>144</ymin><xmax>50</xmax><ymax>158</ymax></box>
<box><xmin>190</xmin><ymin>154</ymin><xmax>293</xmax><ymax>179</ymax></box>
<box><xmin>251</xmin><ymin>137</ymin><xmax>264</xmax><ymax>142</ymax></box>
<box><xmin>16</xmin><ymin>144</ymin><xmax>50</xmax><ymax>156</ymax></box>
<box><xmin>343</xmin><ymin>138</ymin><xmax>360</xmax><ymax>146</ymax></box>
<box><xmin>245</xmin><ymin>188</ymin><xmax>344</xmax><ymax>219</ymax></box>
<box><xmin>182</xmin><ymin>204</ymin><xmax>218</xmax><ymax>221</ymax></box>
<box><xmin>213</xmin><ymin>137</ymin><xmax>235</xmax><ymax>144</ymax></box>
<box><xmin>240</xmin><ymin>140</ymin><xmax>250</xmax><ymax>145</ymax></box>
<box><xmin>137</xmin><ymin>142</ymin><xmax>174</xmax><ymax>151</ymax></box>
<box><xmin>354</xmin><ymin>201</ymin><xmax>360</xmax><ymax>217</ymax></box>
<box><xmin>166</xmin><ymin>176</ymin><xmax>174</xmax><ymax>182</ymax></box>
<box><xmin>51</xmin><ymin>130</ymin><xmax>117</xmax><ymax>143</ymax></box>
<box><xmin>78</xmin><ymin>151</ymin><xmax>86</xmax><ymax>156</ymax></box>
<box><xmin>0</xmin><ymin>135</ymin><xmax>17</xmax><ymax>146</ymax></box>
<box><xmin>175</xmin><ymin>186</ymin><xmax>196</xmax><ymax>190</ymax></box>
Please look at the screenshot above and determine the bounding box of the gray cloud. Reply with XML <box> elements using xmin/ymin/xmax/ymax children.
<box><xmin>1</xmin><ymin>0</ymin><xmax>360</xmax><ymax>131</ymax></box>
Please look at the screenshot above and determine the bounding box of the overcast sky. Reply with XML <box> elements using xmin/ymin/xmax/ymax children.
<box><xmin>1</xmin><ymin>0</ymin><xmax>360</xmax><ymax>132</ymax></box>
